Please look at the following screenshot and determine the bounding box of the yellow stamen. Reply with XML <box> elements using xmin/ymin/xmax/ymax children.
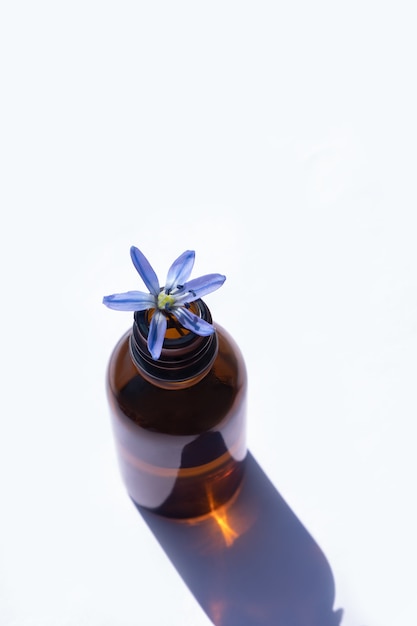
<box><xmin>157</xmin><ymin>291</ymin><xmax>175</xmax><ymax>309</ymax></box>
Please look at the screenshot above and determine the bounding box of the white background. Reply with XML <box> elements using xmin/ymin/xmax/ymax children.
<box><xmin>1</xmin><ymin>2</ymin><xmax>416</xmax><ymax>625</ymax></box>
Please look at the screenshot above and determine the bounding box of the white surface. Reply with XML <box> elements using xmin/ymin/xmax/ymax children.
<box><xmin>1</xmin><ymin>2</ymin><xmax>416</xmax><ymax>625</ymax></box>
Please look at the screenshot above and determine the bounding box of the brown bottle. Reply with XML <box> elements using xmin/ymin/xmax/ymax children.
<box><xmin>106</xmin><ymin>299</ymin><xmax>247</xmax><ymax>519</ymax></box>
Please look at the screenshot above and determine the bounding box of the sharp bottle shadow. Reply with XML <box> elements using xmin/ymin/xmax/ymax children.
<box><xmin>135</xmin><ymin>452</ymin><xmax>344</xmax><ymax>626</ymax></box>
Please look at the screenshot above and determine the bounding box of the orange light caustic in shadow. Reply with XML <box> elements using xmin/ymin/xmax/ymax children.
<box><xmin>207</xmin><ymin>490</ymin><xmax>239</xmax><ymax>548</ymax></box>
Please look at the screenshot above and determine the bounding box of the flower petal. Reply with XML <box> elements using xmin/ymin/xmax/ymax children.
<box><xmin>172</xmin><ymin>306</ymin><xmax>215</xmax><ymax>336</ymax></box>
<box><xmin>148</xmin><ymin>310</ymin><xmax>167</xmax><ymax>360</ymax></box>
<box><xmin>165</xmin><ymin>250</ymin><xmax>195</xmax><ymax>293</ymax></box>
<box><xmin>175</xmin><ymin>273</ymin><xmax>226</xmax><ymax>304</ymax></box>
<box><xmin>103</xmin><ymin>291</ymin><xmax>156</xmax><ymax>311</ymax></box>
<box><xmin>130</xmin><ymin>246</ymin><xmax>160</xmax><ymax>296</ymax></box>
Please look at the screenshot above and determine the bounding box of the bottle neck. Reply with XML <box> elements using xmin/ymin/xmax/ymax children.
<box><xmin>129</xmin><ymin>299</ymin><xmax>218</xmax><ymax>389</ymax></box>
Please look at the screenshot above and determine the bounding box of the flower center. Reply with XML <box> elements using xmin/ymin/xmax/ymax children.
<box><xmin>157</xmin><ymin>290</ymin><xmax>175</xmax><ymax>310</ymax></box>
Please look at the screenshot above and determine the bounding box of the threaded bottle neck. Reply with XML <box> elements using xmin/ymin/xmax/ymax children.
<box><xmin>129</xmin><ymin>299</ymin><xmax>218</xmax><ymax>389</ymax></box>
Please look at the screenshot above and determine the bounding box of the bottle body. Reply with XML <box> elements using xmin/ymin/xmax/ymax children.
<box><xmin>106</xmin><ymin>324</ymin><xmax>247</xmax><ymax>518</ymax></box>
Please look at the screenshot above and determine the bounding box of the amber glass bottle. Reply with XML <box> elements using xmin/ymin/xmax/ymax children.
<box><xmin>106</xmin><ymin>299</ymin><xmax>247</xmax><ymax>519</ymax></box>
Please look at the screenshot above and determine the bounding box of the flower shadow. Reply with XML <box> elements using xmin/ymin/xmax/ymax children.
<box><xmin>134</xmin><ymin>452</ymin><xmax>344</xmax><ymax>626</ymax></box>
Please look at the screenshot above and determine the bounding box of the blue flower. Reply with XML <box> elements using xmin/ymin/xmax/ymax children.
<box><xmin>103</xmin><ymin>246</ymin><xmax>226</xmax><ymax>360</ymax></box>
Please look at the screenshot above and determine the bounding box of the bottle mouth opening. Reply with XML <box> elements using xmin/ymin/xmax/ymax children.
<box><xmin>130</xmin><ymin>299</ymin><xmax>218</xmax><ymax>385</ymax></box>
<box><xmin>136</xmin><ymin>300</ymin><xmax>203</xmax><ymax>347</ymax></box>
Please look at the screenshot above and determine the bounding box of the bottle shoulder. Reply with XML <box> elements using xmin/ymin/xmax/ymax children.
<box><xmin>107</xmin><ymin>325</ymin><xmax>246</xmax><ymax>435</ymax></box>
